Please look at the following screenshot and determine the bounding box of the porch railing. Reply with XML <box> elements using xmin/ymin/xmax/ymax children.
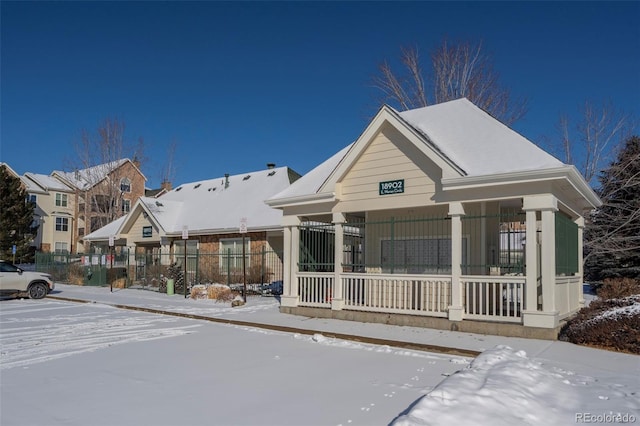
<box><xmin>462</xmin><ymin>275</ymin><xmax>525</xmax><ymax>322</ymax></box>
<box><xmin>342</xmin><ymin>273</ymin><xmax>450</xmax><ymax>316</ymax></box>
<box><xmin>298</xmin><ymin>271</ymin><xmax>527</xmax><ymax>323</ymax></box>
<box><xmin>555</xmin><ymin>275</ymin><xmax>582</xmax><ymax>319</ymax></box>
<box><xmin>298</xmin><ymin>272</ymin><xmax>333</xmax><ymax>307</ymax></box>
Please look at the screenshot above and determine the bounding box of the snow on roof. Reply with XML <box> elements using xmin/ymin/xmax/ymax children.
<box><xmin>83</xmin><ymin>216</ymin><xmax>127</xmax><ymax>241</ymax></box>
<box><xmin>53</xmin><ymin>159</ymin><xmax>130</xmax><ymax>190</ymax></box>
<box><xmin>268</xmin><ymin>98</ymin><xmax>565</xmax><ymax>205</ymax></box>
<box><xmin>267</xmin><ymin>144</ymin><xmax>353</xmax><ymax>202</ymax></box>
<box><xmin>0</xmin><ymin>162</ymin><xmax>21</xmax><ymax>178</ymax></box>
<box><xmin>144</xmin><ymin>166</ymin><xmax>297</xmax><ymax>234</ymax></box>
<box><xmin>23</xmin><ymin>173</ymin><xmax>74</xmax><ymax>193</ymax></box>
<box><xmin>397</xmin><ymin>98</ymin><xmax>563</xmax><ymax>176</ymax></box>
<box><xmin>137</xmin><ymin>197</ymin><xmax>184</xmax><ymax>234</ymax></box>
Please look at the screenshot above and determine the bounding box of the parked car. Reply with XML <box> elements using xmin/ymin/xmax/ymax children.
<box><xmin>0</xmin><ymin>260</ymin><xmax>55</xmax><ymax>299</ymax></box>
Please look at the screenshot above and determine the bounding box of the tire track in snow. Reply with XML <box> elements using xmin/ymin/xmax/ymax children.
<box><xmin>0</xmin><ymin>301</ymin><xmax>201</xmax><ymax>370</ymax></box>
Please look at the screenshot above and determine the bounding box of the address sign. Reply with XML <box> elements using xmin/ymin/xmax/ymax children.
<box><xmin>379</xmin><ymin>179</ymin><xmax>405</xmax><ymax>196</ymax></box>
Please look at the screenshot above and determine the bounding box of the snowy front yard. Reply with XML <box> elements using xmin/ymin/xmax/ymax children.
<box><xmin>0</xmin><ymin>298</ymin><xmax>468</xmax><ymax>426</ymax></box>
<box><xmin>1</xmin><ymin>288</ymin><xmax>638</xmax><ymax>426</ymax></box>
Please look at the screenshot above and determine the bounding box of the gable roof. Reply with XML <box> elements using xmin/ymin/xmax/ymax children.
<box><xmin>22</xmin><ymin>173</ymin><xmax>75</xmax><ymax>194</ymax></box>
<box><xmin>52</xmin><ymin>158</ymin><xmax>146</xmax><ymax>190</ymax></box>
<box><xmin>0</xmin><ymin>162</ymin><xmax>21</xmax><ymax>178</ymax></box>
<box><xmin>85</xmin><ymin>166</ymin><xmax>301</xmax><ymax>241</ymax></box>
<box><xmin>267</xmin><ymin>98</ymin><xmax>597</xmax><ymax>209</ymax></box>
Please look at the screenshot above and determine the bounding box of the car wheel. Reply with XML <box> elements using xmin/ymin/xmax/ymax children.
<box><xmin>28</xmin><ymin>283</ymin><xmax>48</xmax><ymax>299</ymax></box>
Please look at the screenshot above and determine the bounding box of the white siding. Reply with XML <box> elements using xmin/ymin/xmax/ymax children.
<box><xmin>338</xmin><ymin>128</ymin><xmax>439</xmax><ymax>211</ymax></box>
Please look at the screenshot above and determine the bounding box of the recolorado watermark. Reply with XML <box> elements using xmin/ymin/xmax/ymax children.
<box><xmin>576</xmin><ymin>412</ymin><xmax>637</xmax><ymax>423</ymax></box>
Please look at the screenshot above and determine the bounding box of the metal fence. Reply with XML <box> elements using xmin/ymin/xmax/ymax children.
<box><xmin>36</xmin><ymin>248</ymin><xmax>283</xmax><ymax>292</ymax></box>
<box><xmin>461</xmin><ymin>210</ymin><xmax>527</xmax><ymax>275</ymax></box>
<box><xmin>296</xmin><ymin>210</ymin><xmax>535</xmax><ymax>277</ymax></box>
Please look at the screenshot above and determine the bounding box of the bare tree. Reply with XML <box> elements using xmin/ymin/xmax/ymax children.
<box><xmin>557</xmin><ymin>100</ymin><xmax>635</xmax><ymax>184</ymax></box>
<box><xmin>160</xmin><ymin>139</ymin><xmax>178</xmax><ymax>189</ymax></box>
<box><xmin>63</xmin><ymin>118</ymin><xmax>146</xmax><ymax>246</ymax></box>
<box><xmin>372</xmin><ymin>40</ymin><xmax>527</xmax><ymax>125</ymax></box>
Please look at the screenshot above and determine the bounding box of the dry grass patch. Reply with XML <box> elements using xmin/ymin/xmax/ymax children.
<box><xmin>207</xmin><ymin>284</ymin><xmax>237</xmax><ymax>302</ymax></box>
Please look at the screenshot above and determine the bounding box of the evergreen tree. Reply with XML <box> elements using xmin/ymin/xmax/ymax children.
<box><xmin>0</xmin><ymin>165</ymin><xmax>38</xmax><ymax>262</ymax></box>
<box><xmin>585</xmin><ymin>135</ymin><xmax>640</xmax><ymax>280</ymax></box>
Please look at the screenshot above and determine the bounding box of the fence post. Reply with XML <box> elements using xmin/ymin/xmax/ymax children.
<box><xmin>195</xmin><ymin>248</ymin><xmax>200</xmax><ymax>284</ymax></box>
<box><xmin>261</xmin><ymin>246</ymin><xmax>266</xmax><ymax>284</ymax></box>
<box><xmin>390</xmin><ymin>217</ymin><xmax>395</xmax><ymax>274</ymax></box>
<box><xmin>226</xmin><ymin>248</ymin><xmax>231</xmax><ymax>285</ymax></box>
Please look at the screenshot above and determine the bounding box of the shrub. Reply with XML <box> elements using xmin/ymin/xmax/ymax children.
<box><xmin>68</xmin><ymin>263</ymin><xmax>85</xmax><ymax>285</ymax></box>
<box><xmin>596</xmin><ymin>277</ymin><xmax>640</xmax><ymax>300</ymax></box>
<box><xmin>559</xmin><ymin>295</ymin><xmax>640</xmax><ymax>354</ymax></box>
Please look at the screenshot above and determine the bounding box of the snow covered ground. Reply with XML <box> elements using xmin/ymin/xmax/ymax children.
<box><xmin>1</xmin><ymin>284</ymin><xmax>638</xmax><ymax>425</ymax></box>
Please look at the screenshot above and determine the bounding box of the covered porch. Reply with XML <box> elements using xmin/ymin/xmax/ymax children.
<box><xmin>278</xmin><ymin>195</ymin><xmax>584</xmax><ymax>338</ymax></box>
<box><xmin>266</xmin><ymin>100</ymin><xmax>600</xmax><ymax>339</ymax></box>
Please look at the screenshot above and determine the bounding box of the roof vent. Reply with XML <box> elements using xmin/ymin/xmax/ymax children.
<box><xmin>268</xmin><ymin>170</ymin><xmax>276</xmax><ymax>176</ymax></box>
<box><xmin>267</xmin><ymin>163</ymin><xmax>276</xmax><ymax>169</ymax></box>
<box><xmin>155</xmin><ymin>201</ymin><xmax>163</xmax><ymax>207</ymax></box>
<box><xmin>243</xmin><ymin>175</ymin><xmax>251</xmax><ymax>181</ymax></box>
<box><xmin>194</xmin><ymin>183</ymin><xmax>201</xmax><ymax>189</ymax></box>
<box><xmin>175</xmin><ymin>186</ymin><xmax>182</xmax><ymax>192</ymax></box>
<box><xmin>208</xmin><ymin>187</ymin><xmax>216</xmax><ymax>192</ymax></box>
<box><xmin>224</xmin><ymin>174</ymin><xmax>229</xmax><ymax>189</ymax></box>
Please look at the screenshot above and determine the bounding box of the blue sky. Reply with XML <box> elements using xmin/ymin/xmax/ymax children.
<box><xmin>2</xmin><ymin>1</ymin><xmax>638</xmax><ymax>188</ymax></box>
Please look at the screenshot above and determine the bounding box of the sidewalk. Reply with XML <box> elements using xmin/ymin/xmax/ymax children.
<box><xmin>48</xmin><ymin>283</ymin><xmax>636</xmax><ymax>372</ymax></box>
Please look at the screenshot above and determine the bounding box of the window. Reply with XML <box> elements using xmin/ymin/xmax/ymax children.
<box><xmin>55</xmin><ymin>193</ymin><xmax>68</xmax><ymax>207</ymax></box>
<box><xmin>27</xmin><ymin>194</ymin><xmax>37</xmax><ymax>203</ymax></box>
<box><xmin>122</xmin><ymin>199</ymin><xmax>131</xmax><ymax>213</ymax></box>
<box><xmin>0</xmin><ymin>262</ymin><xmax>19</xmax><ymax>272</ymax></box>
<box><xmin>142</xmin><ymin>226</ymin><xmax>152</xmax><ymax>238</ymax></box>
<box><xmin>219</xmin><ymin>238</ymin><xmax>250</xmax><ymax>272</ymax></box>
<box><xmin>55</xmin><ymin>217</ymin><xmax>69</xmax><ymax>232</ymax></box>
<box><xmin>54</xmin><ymin>242</ymin><xmax>68</xmax><ymax>253</ymax></box>
<box><xmin>120</xmin><ymin>178</ymin><xmax>131</xmax><ymax>193</ymax></box>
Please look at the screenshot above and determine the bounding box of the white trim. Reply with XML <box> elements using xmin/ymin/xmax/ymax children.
<box><xmin>318</xmin><ymin>107</ymin><xmax>463</xmax><ymax>196</ymax></box>
<box><xmin>265</xmin><ymin>191</ymin><xmax>335</xmax><ymax>208</ymax></box>
<box><xmin>442</xmin><ymin>166</ymin><xmax>601</xmax><ymax>209</ymax></box>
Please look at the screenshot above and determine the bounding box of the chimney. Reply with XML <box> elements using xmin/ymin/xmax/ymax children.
<box><xmin>267</xmin><ymin>163</ymin><xmax>276</xmax><ymax>169</ymax></box>
<box><xmin>161</xmin><ymin>180</ymin><xmax>172</xmax><ymax>191</ymax></box>
<box><xmin>224</xmin><ymin>173</ymin><xmax>229</xmax><ymax>189</ymax></box>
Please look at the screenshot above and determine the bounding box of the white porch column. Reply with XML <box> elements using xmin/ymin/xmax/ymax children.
<box><xmin>480</xmin><ymin>202</ymin><xmax>487</xmax><ymax>269</ymax></box>
<box><xmin>523</xmin><ymin>208</ymin><xmax>538</xmax><ymax>312</ymax></box>
<box><xmin>332</xmin><ymin>212</ymin><xmax>346</xmax><ymax>310</ymax></box>
<box><xmin>522</xmin><ymin>195</ymin><xmax>559</xmax><ymax>328</ymax></box>
<box><xmin>448</xmin><ymin>202</ymin><xmax>465</xmax><ymax>321</ymax></box>
<box><xmin>281</xmin><ymin>216</ymin><xmax>300</xmax><ymax>308</ymax></box>
<box><xmin>541</xmin><ymin>209</ymin><xmax>557</xmax><ymax>312</ymax></box>
<box><xmin>576</xmin><ymin>216</ymin><xmax>586</xmax><ymax>308</ymax></box>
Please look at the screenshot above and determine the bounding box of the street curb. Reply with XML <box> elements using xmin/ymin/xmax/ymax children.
<box><xmin>47</xmin><ymin>295</ymin><xmax>480</xmax><ymax>358</ymax></box>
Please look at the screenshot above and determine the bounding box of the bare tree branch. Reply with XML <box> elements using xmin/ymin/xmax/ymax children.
<box><xmin>559</xmin><ymin>100</ymin><xmax>636</xmax><ymax>184</ymax></box>
<box><xmin>372</xmin><ymin>39</ymin><xmax>528</xmax><ymax>125</ymax></box>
